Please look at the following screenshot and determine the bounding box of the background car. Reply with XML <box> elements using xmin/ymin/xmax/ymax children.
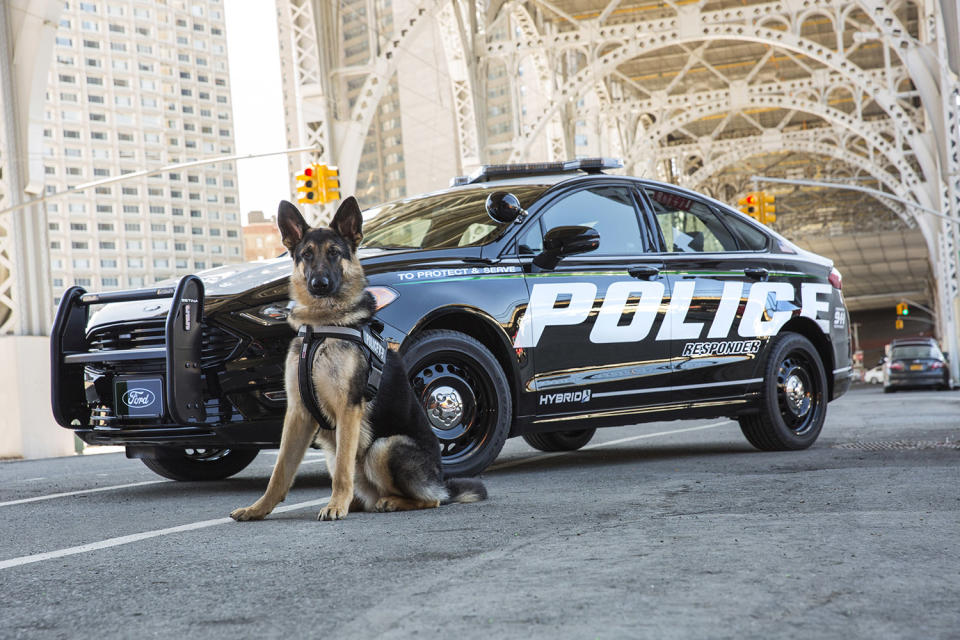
<box><xmin>883</xmin><ymin>337</ymin><xmax>951</xmax><ymax>392</ymax></box>
<box><xmin>863</xmin><ymin>365</ymin><xmax>884</xmax><ymax>384</ymax></box>
<box><xmin>52</xmin><ymin>158</ymin><xmax>852</xmax><ymax>481</ymax></box>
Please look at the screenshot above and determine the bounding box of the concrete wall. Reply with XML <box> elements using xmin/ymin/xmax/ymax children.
<box><xmin>0</xmin><ymin>336</ymin><xmax>75</xmax><ymax>459</ymax></box>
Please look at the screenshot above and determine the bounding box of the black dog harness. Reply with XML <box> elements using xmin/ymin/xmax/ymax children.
<box><xmin>297</xmin><ymin>324</ymin><xmax>388</xmax><ymax>431</ymax></box>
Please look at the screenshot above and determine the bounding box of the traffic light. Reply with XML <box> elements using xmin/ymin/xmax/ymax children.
<box><xmin>296</xmin><ymin>165</ymin><xmax>319</xmax><ymax>205</ymax></box>
<box><xmin>738</xmin><ymin>192</ymin><xmax>760</xmax><ymax>221</ymax></box>
<box><xmin>760</xmin><ymin>191</ymin><xmax>776</xmax><ymax>225</ymax></box>
<box><xmin>895</xmin><ymin>318</ymin><xmax>904</xmax><ymax>330</ymax></box>
<box><xmin>296</xmin><ymin>164</ymin><xmax>340</xmax><ymax>205</ymax></box>
<box><xmin>896</xmin><ymin>302</ymin><xmax>909</xmax><ymax>316</ymax></box>
<box><xmin>316</xmin><ymin>164</ymin><xmax>340</xmax><ymax>204</ymax></box>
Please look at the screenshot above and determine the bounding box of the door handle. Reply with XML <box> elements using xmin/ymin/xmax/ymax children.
<box><xmin>744</xmin><ymin>267</ymin><xmax>769</xmax><ymax>281</ymax></box>
<box><xmin>628</xmin><ymin>263</ymin><xmax>663</xmax><ymax>279</ymax></box>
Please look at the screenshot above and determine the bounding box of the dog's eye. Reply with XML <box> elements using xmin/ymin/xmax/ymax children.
<box><xmin>327</xmin><ymin>247</ymin><xmax>341</xmax><ymax>259</ymax></box>
<box><xmin>301</xmin><ymin>249</ymin><xmax>313</xmax><ymax>261</ymax></box>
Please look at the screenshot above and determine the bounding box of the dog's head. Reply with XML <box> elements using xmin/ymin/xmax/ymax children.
<box><xmin>277</xmin><ymin>197</ymin><xmax>366</xmax><ymax>309</ymax></box>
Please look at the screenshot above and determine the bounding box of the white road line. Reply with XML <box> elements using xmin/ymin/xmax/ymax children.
<box><xmin>489</xmin><ymin>420</ymin><xmax>733</xmax><ymax>471</ymax></box>
<box><xmin>0</xmin><ymin>419</ymin><xmax>732</xmax><ymax>569</ymax></box>
<box><xmin>0</xmin><ymin>480</ymin><xmax>168</xmax><ymax>508</ymax></box>
<box><xmin>0</xmin><ymin>496</ymin><xmax>331</xmax><ymax>571</ymax></box>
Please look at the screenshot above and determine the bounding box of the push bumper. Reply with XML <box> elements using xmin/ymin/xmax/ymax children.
<box><xmin>51</xmin><ymin>275</ymin><xmax>208</xmax><ymax>430</ymax></box>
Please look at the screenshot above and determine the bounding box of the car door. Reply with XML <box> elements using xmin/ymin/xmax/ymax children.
<box><xmin>638</xmin><ymin>185</ymin><xmax>775</xmax><ymax>405</ymax></box>
<box><xmin>514</xmin><ymin>183</ymin><xmax>674</xmax><ymax>425</ymax></box>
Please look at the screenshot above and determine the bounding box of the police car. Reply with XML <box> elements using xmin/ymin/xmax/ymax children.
<box><xmin>51</xmin><ymin>158</ymin><xmax>852</xmax><ymax>480</ymax></box>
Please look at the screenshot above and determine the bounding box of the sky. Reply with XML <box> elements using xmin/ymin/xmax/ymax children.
<box><xmin>223</xmin><ymin>0</ymin><xmax>290</xmax><ymax>224</ymax></box>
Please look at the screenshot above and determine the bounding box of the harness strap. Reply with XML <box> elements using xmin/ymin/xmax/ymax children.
<box><xmin>296</xmin><ymin>324</ymin><xmax>388</xmax><ymax>431</ymax></box>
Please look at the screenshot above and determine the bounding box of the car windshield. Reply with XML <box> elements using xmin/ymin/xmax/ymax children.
<box><xmin>891</xmin><ymin>345</ymin><xmax>941</xmax><ymax>360</ymax></box>
<box><xmin>361</xmin><ymin>185</ymin><xmax>548</xmax><ymax>250</ymax></box>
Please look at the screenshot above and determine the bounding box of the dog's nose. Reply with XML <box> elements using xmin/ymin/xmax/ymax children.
<box><xmin>310</xmin><ymin>275</ymin><xmax>331</xmax><ymax>293</ymax></box>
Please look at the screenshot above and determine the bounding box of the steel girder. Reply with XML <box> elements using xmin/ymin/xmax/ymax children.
<box><xmin>279</xmin><ymin>0</ymin><xmax>959</xmax><ymax>368</ymax></box>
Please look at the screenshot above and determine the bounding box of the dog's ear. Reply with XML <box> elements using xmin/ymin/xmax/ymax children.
<box><xmin>277</xmin><ymin>200</ymin><xmax>310</xmax><ymax>252</ymax></box>
<box><xmin>330</xmin><ymin>196</ymin><xmax>363</xmax><ymax>250</ymax></box>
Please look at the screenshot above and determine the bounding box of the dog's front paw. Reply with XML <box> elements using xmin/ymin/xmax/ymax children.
<box><xmin>317</xmin><ymin>500</ymin><xmax>349</xmax><ymax>521</ymax></box>
<box><xmin>230</xmin><ymin>505</ymin><xmax>269</xmax><ymax>521</ymax></box>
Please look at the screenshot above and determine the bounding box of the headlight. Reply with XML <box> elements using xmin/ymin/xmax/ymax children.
<box><xmin>367</xmin><ymin>286</ymin><xmax>398</xmax><ymax>310</ymax></box>
<box><xmin>237</xmin><ymin>301</ymin><xmax>295</xmax><ymax>326</ymax></box>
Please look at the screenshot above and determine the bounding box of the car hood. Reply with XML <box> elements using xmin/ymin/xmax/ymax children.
<box><xmin>85</xmin><ymin>247</ymin><xmax>416</xmax><ymax>329</ymax></box>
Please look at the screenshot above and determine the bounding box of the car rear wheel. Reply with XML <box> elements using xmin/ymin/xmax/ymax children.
<box><xmin>523</xmin><ymin>429</ymin><xmax>596</xmax><ymax>452</ymax></box>
<box><xmin>403</xmin><ymin>330</ymin><xmax>511</xmax><ymax>477</ymax></box>
<box><xmin>738</xmin><ymin>332</ymin><xmax>827</xmax><ymax>451</ymax></box>
<box><xmin>139</xmin><ymin>447</ymin><xmax>259</xmax><ymax>481</ymax></box>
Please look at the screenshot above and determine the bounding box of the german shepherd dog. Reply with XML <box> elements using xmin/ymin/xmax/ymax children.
<box><xmin>230</xmin><ymin>198</ymin><xmax>486</xmax><ymax>521</ymax></box>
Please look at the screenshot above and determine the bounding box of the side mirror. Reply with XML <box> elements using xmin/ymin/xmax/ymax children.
<box><xmin>486</xmin><ymin>192</ymin><xmax>524</xmax><ymax>223</ymax></box>
<box><xmin>533</xmin><ymin>225</ymin><xmax>600</xmax><ymax>269</ymax></box>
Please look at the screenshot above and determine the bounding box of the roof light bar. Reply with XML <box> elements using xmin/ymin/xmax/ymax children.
<box><xmin>451</xmin><ymin>157</ymin><xmax>623</xmax><ymax>186</ymax></box>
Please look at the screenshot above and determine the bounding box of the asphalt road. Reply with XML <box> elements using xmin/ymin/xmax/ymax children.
<box><xmin>2</xmin><ymin>385</ymin><xmax>959</xmax><ymax>639</ymax></box>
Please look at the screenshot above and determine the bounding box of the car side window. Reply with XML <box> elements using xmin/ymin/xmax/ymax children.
<box><xmin>535</xmin><ymin>186</ymin><xmax>646</xmax><ymax>256</ymax></box>
<box><xmin>644</xmin><ymin>188</ymin><xmax>738</xmax><ymax>253</ymax></box>
<box><xmin>718</xmin><ymin>210</ymin><xmax>770</xmax><ymax>251</ymax></box>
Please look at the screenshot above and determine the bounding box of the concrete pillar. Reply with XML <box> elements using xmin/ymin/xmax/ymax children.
<box><xmin>0</xmin><ymin>336</ymin><xmax>74</xmax><ymax>459</ymax></box>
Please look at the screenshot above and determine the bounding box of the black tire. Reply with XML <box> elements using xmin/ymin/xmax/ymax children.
<box><xmin>139</xmin><ymin>447</ymin><xmax>259</xmax><ymax>481</ymax></box>
<box><xmin>402</xmin><ymin>330</ymin><xmax>511</xmax><ymax>477</ymax></box>
<box><xmin>523</xmin><ymin>429</ymin><xmax>596</xmax><ymax>452</ymax></box>
<box><xmin>883</xmin><ymin>386</ymin><xmax>895</xmax><ymax>393</ymax></box>
<box><xmin>738</xmin><ymin>333</ymin><xmax>828</xmax><ymax>451</ymax></box>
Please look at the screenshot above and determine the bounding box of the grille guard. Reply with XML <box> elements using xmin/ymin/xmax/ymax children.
<box><xmin>51</xmin><ymin>275</ymin><xmax>207</xmax><ymax>428</ymax></box>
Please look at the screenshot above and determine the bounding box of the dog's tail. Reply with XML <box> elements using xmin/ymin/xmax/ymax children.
<box><xmin>442</xmin><ymin>477</ymin><xmax>487</xmax><ymax>504</ymax></box>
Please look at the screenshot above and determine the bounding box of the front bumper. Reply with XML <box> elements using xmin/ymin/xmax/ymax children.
<box><xmin>886</xmin><ymin>372</ymin><xmax>946</xmax><ymax>388</ymax></box>
<box><xmin>51</xmin><ymin>276</ymin><xmax>284</xmax><ymax>448</ymax></box>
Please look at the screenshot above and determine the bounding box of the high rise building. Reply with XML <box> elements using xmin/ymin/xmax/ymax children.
<box><xmin>42</xmin><ymin>0</ymin><xmax>244</xmax><ymax>305</ymax></box>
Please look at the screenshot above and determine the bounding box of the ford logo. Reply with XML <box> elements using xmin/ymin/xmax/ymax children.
<box><xmin>122</xmin><ymin>388</ymin><xmax>156</xmax><ymax>408</ymax></box>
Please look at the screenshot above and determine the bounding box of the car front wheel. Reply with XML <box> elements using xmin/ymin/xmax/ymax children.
<box><xmin>403</xmin><ymin>330</ymin><xmax>511</xmax><ymax>477</ymax></box>
<box><xmin>139</xmin><ymin>447</ymin><xmax>259</xmax><ymax>481</ymax></box>
<box><xmin>739</xmin><ymin>332</ymin><xmax>827</xmax><ymax>451</ymax></box>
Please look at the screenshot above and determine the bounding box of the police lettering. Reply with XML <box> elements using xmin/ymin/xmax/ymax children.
<box><xmin>514</xmin><ymin>281</ymin><xmax>831</xmax><ymax>349</ymax></box>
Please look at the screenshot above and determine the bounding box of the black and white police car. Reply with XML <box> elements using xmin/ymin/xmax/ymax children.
<box><xmin>52</xmin><ymin>158</ymin><xmax>852</xmax><ymax>480</ymax></box>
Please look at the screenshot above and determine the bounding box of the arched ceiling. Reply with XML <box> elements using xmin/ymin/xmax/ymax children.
<box><xmin>279</xmin><ymin>0</ymin><xmax>960</xmax><ymax>319</ymax></box>
<box><xmin>473</xmin><ymin>0</ymin><xmax>938</xmax><ymax>310</ymax></box>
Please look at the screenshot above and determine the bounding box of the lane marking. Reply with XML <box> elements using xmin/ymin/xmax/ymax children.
<box><xmin>1</xmin><ymin>420</ymin><xmax>732</xmax><ymax>569</ymax></box>
<box><xmin>490</xmin><ymin>420</ymin><xmax>733</xmax><ymax>471</ymax></box>
<box><xmin>0</xmin><ymin>496</ymin><xmax>331</xmax><ymax>571</ymax></box>
<box><xmin>0</xmin><ymin>480</ymin><xmax>168</xmax><ymax>508</ymax></box>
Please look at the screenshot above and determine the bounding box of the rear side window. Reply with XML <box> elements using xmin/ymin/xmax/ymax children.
<box><xmin>719</xmin><ymin>210</ymin><xmax>770</xmax><ymax>251</ymax></box>
<box><xmin>644</xmin><ymin>188</ymin><xmax>737</xmax><ymax>253</ymax></box>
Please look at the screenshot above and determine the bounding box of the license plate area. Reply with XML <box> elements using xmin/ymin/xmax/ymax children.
<box><xmin>909</xmin><ymin>364</ymin><xmax>923</xmax><ymax>371</ymax></box>
<box><xmin>114</xmin><ymin>377</ymin><xmax>165</xmax><ymax>419</ymax></box>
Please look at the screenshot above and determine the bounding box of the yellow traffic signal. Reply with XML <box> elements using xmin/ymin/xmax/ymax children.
<box><xmin>316</xmin><ymin>164</ymin><xmax>340</xmax><ymax>204</ymax></box>
<box><xmin>896</xmin><ymin>302</ymin><xmax>909</xmax><ymax>316</ymax></box>
<box><xmin>296</xmin><ymin>164</ymin><xmax>340</xmax><ymax>205</ymax></box>
<box><xmin>738</xmin><ymin>192</ymin><xmax>760</xmax><ymax>221</ymax></box>
<box><xmin>296</xmin><ymin>165</ymin><xmax>319</xmax><ymax>205</ymax></box>
<box><xmin>895</xmin><ymin>318</ymin><xmax>904</xmax><ymax>330</ymax></box>
<box><xmin>760</xmin><ymin>191</ymin><xmax>776</xmax><ymax>225</ymax></box>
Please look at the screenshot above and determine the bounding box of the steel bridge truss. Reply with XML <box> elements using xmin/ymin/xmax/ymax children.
<box><xmin>275</xmin><ymin>0</ymin><xmax>960</xmax><ymax>373</ymax></box>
